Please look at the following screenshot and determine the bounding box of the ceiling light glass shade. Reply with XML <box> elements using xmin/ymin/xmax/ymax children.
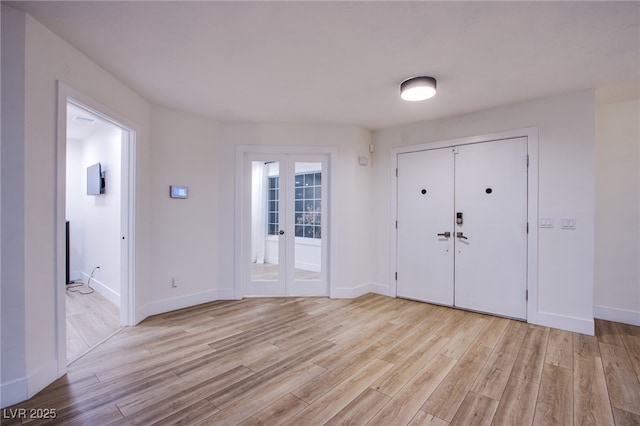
<box><xmin>400</xmin><ymin>76</ymin><xmax>437</xmax><ymax>101</ymax></box>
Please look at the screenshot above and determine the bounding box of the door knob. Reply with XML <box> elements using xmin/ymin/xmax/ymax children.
<box><xmin>437</xmin><ymin>232</ymin><xmax>451</xmax><ymax>238</ymax></box>
<box><xmin>278</xmin><ymin>230</ymin><xmax>285</xmax><ymax>235</ymax></box>
<box><xmin>456</xmin><ymin>232</ymin><xmax>468</xmax><ymax>240</ymax></box>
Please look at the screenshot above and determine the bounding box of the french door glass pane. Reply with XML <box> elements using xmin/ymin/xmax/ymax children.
<box><xmin>294</xmin><ymin>162</ymin><xmax>322</xmax><ymax>281</ymax></box>
<box><xmin>251</xmin><ymin>161</ymin><xmax>279</xmax><ymax>281</ymax></box>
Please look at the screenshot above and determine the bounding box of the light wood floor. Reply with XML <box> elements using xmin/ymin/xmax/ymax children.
<box><xmin>66</xmin><ymin>283</ymin><xmax>121</xmax><ymax>363</ymax></box>
<box><xmin>252</xmin><ymin>262</ymin><xmax>322</xmax><ymax>281</ymax></box>
<box><xmin>7</xmin><ymin>294</ymin><xmax>640</xmax><ymax>425</ymax></box>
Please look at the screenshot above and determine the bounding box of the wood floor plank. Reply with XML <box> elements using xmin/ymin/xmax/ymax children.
<box><xmin>510</xmin><ymin>325</ymin><xmax>549</xmax><ymax>384</ymax></box>
<box><xmin>469</xmin><ymin>320</ymin><xmax>527</xmax><ymax>400</ymax></box>
<box><xmin>237</xmin><ymin>393</ymin><xmax>308</xmax><ymax>426</ymax></box>
<box><xmin>596</xmin><ymin>318</ymin><xmax>624</xmax><ymax>346</ymax></box>
<box><xmin>408</xmin><ymin>410</ymin><xmax>450</xmax><ymax>426</ymax></box>
<box><xmin>490</xmin><ymin>376</ymin><xmax>539</xmax><ymax>426</ymax></box>
<box><xmin>438</xmin><ymin>316</ymin><xmax>489</xmax><ymax>360</ymax></box>
<box><xmin>599</xmin><ymin>342</ymin><xmax>640</xmax><ymax>414</ymax></box>
<box><xmin>372</xmin><ymin>335</ymin><xmax>450</xmax><ymax>397</ymax></box>
<box><xmin>574</xmin><ymin>332</ymin><xmax>601</xmax><ymax>357</ymax></box>
<box><xmin>284</xmin><ymin>358</ymin><xmax>393</xmax><ymax>425</ymax></box>
<box><xmin>448</xmin><ymin>391</ymin><xmax>498</xmax><ymax>426</ymax></box>
<box><xmin>204</xmin><ymin>363</ymin><xmax>326</xmax><ymax>425</ymax></box>
<box><xmin>532</xmin><ymin>364</ymin><xmax>573</xmax><ymax>426</ymax></box>
<box><xmin>473</xmin><ymin>316</ymin><xmax>509</xmax><ymax>349</ymax></box>
<box><xmin>617</xmin><ymin>323</ymin><xmax>640</xmax><ymax>381</ymax></box>
<box><xmin>367</xmin><ymin>355</ymin><xmax>457</xmax><ymax>425</ymax></box>
<box><xmin>422</xmin><ymin>344</ymin><xmax>493</xmax><ymax>421</ymax></box>
<box><xmin>291</xmin><ymin>322</ymin><xmax>402</xmax><ymax>403</ymax></box>
<box><xmin>613</xmin><ymin>407</ymin><xmax>640</xmax><ymax>426</ymax></box>
<box><xmin>324</xmin><ymin>388</ymin><xmax>390</xmax><ymax>426</ymax></box>
<box><xmin>574</xmin><ymin>352</ymin><xmax>615</xmax><ymax>425</ymax></box>
<box><xmin>545</xmin><ymin>328</ymin><xmax>573</xmax><ymax>369</ymax></box>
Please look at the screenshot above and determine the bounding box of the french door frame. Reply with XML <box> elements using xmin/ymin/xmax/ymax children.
<box><xmin>235</xmin><ymin>145</ymin><xmax>337</xmax><ymax>299</ymax></box>
<box><xmin>390</xmin><ymin>128</ymin><xmax>539</xmax><ymax>323</ymax></box>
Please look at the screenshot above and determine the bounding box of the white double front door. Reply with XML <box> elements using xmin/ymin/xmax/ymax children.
<box><xmin>397</xmin><ymin>138</ymin><xmax>528</xmax><ymax>319</ymax></box>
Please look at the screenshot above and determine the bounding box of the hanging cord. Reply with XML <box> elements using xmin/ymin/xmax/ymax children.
<box><xmin>66</xmin><ymin>266</ymin><xmax>99</xmax><ymax>295</ymax></box>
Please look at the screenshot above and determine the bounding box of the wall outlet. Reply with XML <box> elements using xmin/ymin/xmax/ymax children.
<box><xmin>171</xmin><ymin>276</ymin><xmax>178</xmax><ymax>288</ymax></box>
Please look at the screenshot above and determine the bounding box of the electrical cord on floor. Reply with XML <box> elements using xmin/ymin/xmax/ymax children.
<box><xmin>66</xmin><ymin>266</ymin><xmax>99</xmax><ymax>295</ymax></box>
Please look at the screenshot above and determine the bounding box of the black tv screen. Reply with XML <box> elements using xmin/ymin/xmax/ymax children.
<box><xmin>87</xmin><ymin>162</ymin><xmax>105</xmax><ymax>195</ymax></box>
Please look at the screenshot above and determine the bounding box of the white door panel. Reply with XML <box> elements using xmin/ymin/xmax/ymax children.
<box><xmin>397</xmin><ymin>148</ymin><xmax>454</xmax><ymax>305</ymax></box>
<box><xmin>454</xmin><ymin>138</ymin><xmax>528</xmax><ymax>319</ymax></box>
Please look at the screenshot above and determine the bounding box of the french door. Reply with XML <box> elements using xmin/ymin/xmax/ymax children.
<box><xmin>245</xmin><ymin>153</ymin><xmax>328</xmax><ymax>297</ymax></box>
<box><xmin>397</xmin><ymin>138</ymin><xmax>528</xmax><ymax>319</ymax></box>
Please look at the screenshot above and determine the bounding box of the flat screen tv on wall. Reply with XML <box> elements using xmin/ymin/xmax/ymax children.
<box><xmin>87</xmin><ymin>162</ymin><xmax>105</xmax><ymax>195</ymax></box>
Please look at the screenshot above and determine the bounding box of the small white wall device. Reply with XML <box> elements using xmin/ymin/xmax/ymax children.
<box><xmin>170</xmin><ymin>185</ymin><xmax>188</xmax><ymax>199</ymax></box>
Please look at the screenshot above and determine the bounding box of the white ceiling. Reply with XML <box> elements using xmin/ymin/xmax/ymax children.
<box><xmin>8</xmin><ymin>1</ymin><xmax>640</xmax><ymax>131</ymax></box>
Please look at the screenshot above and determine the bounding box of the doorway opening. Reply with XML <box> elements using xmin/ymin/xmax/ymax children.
<box><xmin>56</xmin><ymin>83</ymin><xmax>137</xmax><ymax>372</ymax></box>
<box><xmin>64</xmin><ymin>102</ymin><xmax>123</xmax><ymax>362</ymax></box>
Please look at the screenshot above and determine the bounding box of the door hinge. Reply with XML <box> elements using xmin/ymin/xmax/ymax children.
<box><xmin>395</xmin><ymin>220</ymin><xmax>398</xmax><ymax>229</ymax></box>
<box><xmin>527</xmin><ymin>222</ymin><xmax>529</xmax><ymax>233</ymax></box>
<box><xmin>527</xmin><ymin>155</ymin><xmax>529</xmax><ymax>167</ymax></box>
<box><xmin>395</xmin><ymin>272</ymin><xmax>398</xmax><ymax>281</ymax></box>
<box><xmin>396</xmin><ymin>168</ymin><xmax>398</xmax><ymax>177</ymax></box>
<box><xmin>526</xmin><ymin>289</ymin><xmax>529</xmax><ymax>301</ymax></box>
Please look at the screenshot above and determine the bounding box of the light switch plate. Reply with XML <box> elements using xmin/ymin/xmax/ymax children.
<box><xmin>540</xmin><ymin>217</ymin><xmax>554</xmax><ymax>228</ymax></box>
<box><xmin>560</xmin><ymin>218</ymin><xmax>576</xmax><ymax>229</ymax></box>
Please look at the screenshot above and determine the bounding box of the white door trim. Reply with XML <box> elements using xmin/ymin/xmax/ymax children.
<box><xmin>235</xmin><ymin>145</ymin><xmax>337</xmax><ymax>299</ymax></box>
<box><xmin>56</xmin><ymin>82</ymin><xmax>138</xmax><ymax>377</ymax></box>
<box><xmin>390</xmin><ymin>128</ymin><xmax>539</xmax><ymax>323</ymax></box>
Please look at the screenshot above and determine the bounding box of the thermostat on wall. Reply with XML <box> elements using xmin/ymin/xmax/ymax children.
<box><xmin>170</xmin><ymin>185</ymin><xmax>188</xmax><ymax>199</ymax></box>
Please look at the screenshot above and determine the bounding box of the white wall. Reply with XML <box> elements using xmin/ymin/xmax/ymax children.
<box><xmin>371</xmin><ymin>91</ymin><xmax>596</xmax><ymax>334</ymax></box>
<box><xmin>1</xmin><ymin>5</ymin><xmax>151</xmax><ymax>407</ymax></box>
<box><xmin>144</xmin><ymin>104</ymin><xmax>219</xmax><ymax>315</ymax></box>
<box><xmin>594</xmin><ymin>99</ymin><xmax>640</xmax><ymax>325</ymax></box>
<box><xmin>66</xmin><ymin>122</ymin><xmax>122</xmax><ymax>305</ymax></box>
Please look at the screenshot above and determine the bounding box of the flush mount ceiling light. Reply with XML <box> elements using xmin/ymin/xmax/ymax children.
<box><xmin>400</xmin><ymin>76</ymin><xmax>437</xmax><ymax>101</ymax></box>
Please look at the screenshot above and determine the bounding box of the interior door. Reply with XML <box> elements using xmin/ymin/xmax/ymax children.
<box><xmin>454</xmin><ymin>138</ymin><xmax>528</xmax><ymax>319</ymax></box>
<box><xmin>397</xmin><ymin>148</ymin><xmax>454</xmax><ymax>305</ymax></box>
<box><xmin>245</xmin><ymin>154</ymin><xmax>327</xmax><ymax>297</ymax></box>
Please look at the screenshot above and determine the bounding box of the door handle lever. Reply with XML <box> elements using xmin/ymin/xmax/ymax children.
<box><xmin>437</xmin><ymin>232</ymin><xmax>451</xmax><ymax>238</ymax></box>
<box><xmin>456</xmin><ymin>232</ymin><xmax>468</xmax><ymax>240</ymax></box>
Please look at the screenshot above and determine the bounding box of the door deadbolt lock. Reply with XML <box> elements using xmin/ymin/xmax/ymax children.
<box><xmin>456</xmin><ymin>212</ymin><xmax>463</xmax><ymax>225</ymax></box>
<box><xmin>437</xmin><ymin>232</ymin><xmax>451</xmax><ymax>238</ymax></box>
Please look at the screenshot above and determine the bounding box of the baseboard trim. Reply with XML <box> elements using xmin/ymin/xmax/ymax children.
<box><xmin>79</xmin><ymin>272</ymin><xmax>120</xmax><ymax>307</ymax></box>
<box><xmin>371</xmin><ymin>282</ymin><xmax>393</xmax><ymax>297</ymax></box>
<box><xmin>529</xmin><ymin>310</ymin><xmax>594</xmax><ymax>335</ymax></box>
<box><xmin>331</xmin><ymin>283</ymin><xmax>371</xmax><ymax>299</ymax></box>
<box><xmin>138</xmin><ymin>289</ymin><xmax>236</xmax><ymax>321</ymax></box>
<box><xmin>1</xmin><ymin>376</ymin><xmax>27</xmax><ymax>409</ymax></box>
<box><xmin>1</xmin><ymin>359</ymin><xmax>59</xmax><ymax>409</ymax></box>
<box><xmin>594</xmin><ymin>304</ymin><xmax>640</xmax><ymax>326</ymax></box>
